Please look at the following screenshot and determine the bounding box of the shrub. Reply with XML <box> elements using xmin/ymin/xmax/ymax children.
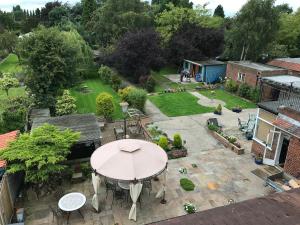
<box><xmin>251</xmin><ymin>87</ymin><xmax>260</xmax><ymax>103</ymax></box>
<box><xmin>98</xmin><ymin>65</ymin><xmax>114</xmax><ymax>84</ymax></box>
<box><xmin>158</xmin><ymin>135</ymin><xmax>169</xmax><ymax>151</ymax></box>
<box><xmin>208</xmin><ymin>124</ymin><xmax>219</xmax><ymax>132</ymax></box>
<box><xmin>228</xmin><ymin>136</ymin><xmax>237</xmax><ymax>144</ymax></box>
<box><xmin>225</xmin><ymin>78</ymin><xmax>238</xmax><ymax>93</ymax></box>
<box><xmin>180</xmin><ymin>178</ymin><xmax>195</xmax><ymax>191</ymax></box>
<box><xmin>111</xmin><ymin>74</ymin><xmax>122</xmax><ymax>91</ymax></box>
<box><xmin>145</xmin><ymin>76</ymin><xmax>156</xmax><ymax>92</ymax></box>
<box><xmin>96</xmin><ymin>92</ymin><xmax>114</xmax><ymax>120</ymax></box>
<box><xmin>55</xmin><ymin>90</ymin><xmax>77</xmax><ymax>116</ymax></box>
<box><xmin>118</xmin><ymin>86</ymin><xmax>135</xmax><ymax>102</ymax></box>
<box><xmin>237</xmin><ymin>83</ymin><xmax>251</xmax><ymax>99</ymax></box>
<box><xmin>173</xmin><ymin>133</ymin><xmax>182</xmax><ymax>149</ymax></box>
<box><xmin>127</xmin><ymin>88</ymin><xmax>147</xmax><ymax>111</ymax></box>
<box><xmin>214</xmin><ymin>104</ymin><xmax>222</xmax><ymax>114</ymax></box>
<box><xmin>80</xmin><ymin>162</ymin><xmax>92</xmax><ymax>178</ymax></box>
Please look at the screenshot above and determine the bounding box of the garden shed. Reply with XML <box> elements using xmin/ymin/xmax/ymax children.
<box><xmin>31</xmin><ymin>114</ymin><xmax>101</xmax><ymax>160</ymax></box>
<box><xmin>183</xmin><ymin>59</ymin><xmax>226</xmax><ymax>83</ymax></box>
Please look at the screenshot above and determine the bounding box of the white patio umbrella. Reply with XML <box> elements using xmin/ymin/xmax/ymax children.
<box><xmin>91</xmin><ymin>139</ymin><xmax>168</xmax><ymax>221</ymax></box>
<box><xmin>91</xmin><ymin>173</ymin><xmax>101</xmax><ymax>212</ymax></box>
<box><xmin>129</xmin><ymin>182</ymin><xmax>143</xmax><ymax>221</ymax></box>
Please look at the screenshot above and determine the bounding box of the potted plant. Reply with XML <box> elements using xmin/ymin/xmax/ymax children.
<box><xmin>214</xmin><ymin>104</ymin><xmax>222</xmax><ymax>115</ymax></box>
<box><xmin>232</xmin><ymin>105</ymin><xmax>242</xmax><ymax>113</ymax></box>
<box><xmin>184</xmin><ymin>203</ymin><xmax>196</xmax><ymax>214</ymax></box>
<box><xmin>255</xmin><ymin>154</ymin><xmax>263</xmax><ymax>165</ymax></box>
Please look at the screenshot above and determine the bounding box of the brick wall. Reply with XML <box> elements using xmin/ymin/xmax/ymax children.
<box><xmin>251</xmin><ymin>139</ymin><xmax>265</xmax><ymax>156</ymax></box>
<box><xmin>226</xmin><ymin>62</ymin><xmax>288</xmax><ymax>87</ymax></box>
<box><xmin>284</xmin><ymin>137</ymin><xmax>300</xmax><ymax>178</ymax></box>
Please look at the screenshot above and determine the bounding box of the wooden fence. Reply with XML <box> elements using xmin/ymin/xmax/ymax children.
<box><xmin>0</xmin><ymin>175</ymin><xmax>14</xmax><ymax>225</ymax></box>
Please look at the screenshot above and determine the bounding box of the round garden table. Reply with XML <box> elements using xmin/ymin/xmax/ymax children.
<box><xmin>58</xmin><ymin>192</ymin><xmax>86</xmax><ymax>224</ymax></box>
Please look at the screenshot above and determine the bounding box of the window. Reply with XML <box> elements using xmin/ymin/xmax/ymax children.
<box><xmin>237</xmin><ymin>72</ymin><xmax>246</xmax><ymax>82</ymax></box>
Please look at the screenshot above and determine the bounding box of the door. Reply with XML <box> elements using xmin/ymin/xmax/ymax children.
<box><xmin>263</xmin><ymin>130</ymin><xmax>281</xmax><ymax>166</ymax></box>
<box><xmin>279</xmin><ymin>138</ymin><xmax>290</xmax><ymax>166</ymax></box>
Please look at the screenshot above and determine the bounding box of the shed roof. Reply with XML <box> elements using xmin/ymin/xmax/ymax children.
<box><xmin>149</xmin><ymin>188</ymin><xmax>300</xmax><ymax>225</ymax></box>
<box><xmin>273</xmin><ymin>116</ymin><xmax>300</xmax><ymax>138</ymax></box>
<box><xmin>229</xmin><ymin>61</ymin><xmax>286</xmax><ymax>72</ymax></box>
<box><xmin>0</xmin><ymin>130</ymin><xmax>19</xmax><ymax>168</ymax></box>
<box><xmin>258</xmin><ymin>98</ymin><xmax>300</xmax><ymax>115</ymax></box>
<box><xmin>31</xmin><ymin>114</ymin><xmax>101</xmax><ymax>143</ymax></box>
<box><xmin>268</xmin><ymin>58</ymin><xmax>300</xmax><ymax>72</ymax></box>
<box><xmin>184</xmin><ymin>59</ymin><xmax>225</xmax><ymax>66</ymax></box>
<box><xmin>262</xmin><ymin>75</ymin><xmax>300</xmax><ymax>89</ymax></box>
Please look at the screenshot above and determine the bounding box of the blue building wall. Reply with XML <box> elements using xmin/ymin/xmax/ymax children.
<box><xmin>204</xmin><ymin>65</ymin><xmax>227</xmax><ymax>83</ymax></box>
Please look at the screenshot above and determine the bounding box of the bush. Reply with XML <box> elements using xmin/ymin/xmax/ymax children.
<box><xmin>173</xmin><ymin>133</ymin><xmax>182</xmax><ymax>149</ymax></box>
<box><xmin>118</xmin><ymin>86</ymin><xmax>135</xmax><ymax>102</ymax></box>
<box><xmin>251</xmin><ymin>87</ymin><xmax>260</xmax><ymax>103</ymax></box>
<box><xmin>80</xmin><ymin>162</ymin><xmax>92</xmax><ymax>178</ymax></box>
<box><xmin>145</xmin><ymin>76</ymin><xmax>156</xmax><ymax>93</ymax></box>
<box><xmin>98</xmin><ymin>65</ymin><xmax>114</xmax><ymax>84</ymax></box>
<box><xmin>96</xmin><ymin>92</ymin><xmax>114</xmax><ymax>120</ymax></box>
<box><xmin>111</xmin><ymin>74</ymin><xmax>122</xmax><ymax>91</ymax></box>
<box><xmin>228</xmin><ymin>136</ymin><xmax>237</xmax><ymax>144</ymax></box>
<box><xmin>208</xmin><ymin>124</ymin><xmax>219</xmax><ymax>132</ymax></box>
<box><xmin>127</xmin><ymin>88</ymin><xmax>147</xmax><ymax>111</ymax></box>
<box><xmin>225</xmin><ymin>79</ymin><xmax>239</xmax><ymax>93</ymax></box>
<box><xmin>180</xmin><ymin>178</ymin><xmax>195</xmax><ymax>191</ymax></box>
<box><xmin>214</xmin><ymin>104</ymin><xmax>222</xmax><ymax>114</ymax></box>
<box><xmin>158</xmin><ymin>135</ymin><xmax>169</xmax><ymax>151</ymax></box>
<box><xmin>237</xmin><ymin>83</ymin><xmax>251</xmax><ymax>99</ymax></box>
<box><xmin>55</xmin><ymin>90</ymin><xmax>77</xmax><ymax>116</ymax></box>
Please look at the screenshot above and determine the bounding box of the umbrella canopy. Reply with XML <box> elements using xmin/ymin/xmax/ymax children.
<box><xmin>91</xmin><ymin>139</ymin><xmax>168</xmax><ymax>181</ymax></box>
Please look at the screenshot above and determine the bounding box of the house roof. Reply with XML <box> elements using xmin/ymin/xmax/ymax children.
<box><xmin>268</xmin><ymin>58</ymin><xmax>300</xmax><ymax>72</ymax></box>
<box><xmin>0</xmin><ymin>130</ymin><xmax>19</xmax><ymax>168</ymax></box>
<box><xmin>149</xmin><ymin>188</ymin><xmax>300</xmax><ymax>225</ymax></box>
<box><xmin>31</xmin><ymin>114</ymin><xmax>101</xmax><ymax>143</ymax></box>
<box><xmin>184</xmin><ymin>59</ymin><xmax>225</xmax><ymax>66</ymax></box>
<box><xmin>228</xmin><ymin>61</ymin><xmax>286</xmax><ymax>72</ymax></box>
<box><xmin>258</xmin><ymin>98</ymin><xmax>300</xmax><ymax>115</ymax></box>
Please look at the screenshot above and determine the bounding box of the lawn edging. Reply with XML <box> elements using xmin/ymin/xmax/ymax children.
<box><xmin>208</xmin><ymin>129</ymin><xmax>244</xmax><ymax>155</ymax></box>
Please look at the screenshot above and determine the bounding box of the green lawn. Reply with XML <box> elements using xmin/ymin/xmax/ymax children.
<box><xmin>151</xmin><ymin>67</ymin><xmax>200</xmax><ymax>93</ymax></box>
<box><xmin>148</xmin><ymin>92</ymin><xmax>214</xmax><ymax>117</ymax></box>
<box><xmin>199</xmin><ymin>89</ymin><xmax>257</xmax><ymax>109</ymax></box>
<box><xmin>0</xmin><ymin>54</ymin><xmax>22</xmax><ymax>73</ymax></box>
<box><xmin>70</xmin><ymin>79</ymin><xmax>123</xmax><ymax>119</ymax></box>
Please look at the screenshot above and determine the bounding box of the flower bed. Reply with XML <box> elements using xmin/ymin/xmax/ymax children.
<box><xmin>207</xmin><ymin>125</ymin><xmax>244</xmax><ymax>155</ymax></box>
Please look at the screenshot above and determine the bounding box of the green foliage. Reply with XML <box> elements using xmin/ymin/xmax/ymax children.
<box><xmin>98</xmin><ymin>65</ymin><xmax>114</xmax><ymax>84</ymax></box>
<box><xmin>225</xmin><ymin>79</ymin><xmax>239</xmax><ymax>93</ymax></box>
<box><xmin>55</xmin><ymin>90</ymin><xmax>77</xmax><ymax>116</ymax></box>
<box><xmin>145</xmin><ymin>76</ymin><xmax>156</xmax><ymax>93</ymax></box>
<box><xmin>18</xmin><ymin>26</ymin><xmax>91</xmax><ymax>108</ymax></box>
<box><xmin>228</xmin><ymin>136</ymin><xmax>237</xmax><ymax>144</ymax></box>
<box><xmin>127</xmin><ymin>88</ymin><xmax>147</xmax><ymax>111</ymax></box>
<box><xmin>0</xmin><ymin>96</ymin><xmax>31</xmax><ymax>133</ymax></box>
<box><xmin>80</xmin><ymin>162</ymin><xmax>92</xmax><ymax>178</ymax></box>
<box><xmin>173</xmin><ymin>133</ymin><xmax>182</xmax><ymax>149</ymax></box>
<box><xmin>82</xmin><ymin>0</ymin><xmax>97</xmax><ymax>25</ymax></box>
<box><xmin>250</xmin><ymin>87</ymin><xmax>260</xmax><ymax>103</ymax></box>
<box><xmin>87</xmin><ymin>0</ymin><xmax>153</xmax><ymax>46</ymax></box>
<box><xmin>0</xmin><ymin>73</ymin><xmax>19</xmax><ymax>96</ymax></box>
<box><xmin>237</xmin><ymin>83</ymin><xmax>252</xmax><ymax>99</ymax></box>
<box><xmin>0</xmin><ymin>124</ymin><xmax>80</xmax><ymax>185</ymax></box>
<box><xmin>155</xmin><ymin>4</ymin><xmax>223</xmax><ymax>43</ymax></box>
<box><xmin>48</xmin><ymin>6</ymin><xmax>68</xmax><ymax>25</ymax></box>
<box><xmin>118</xmin><ymin>86</ymin><xmax>136</xmax><ymax>102</ymax></box>
<box><xmin>208</xmin><ymin>124</ymin><xmax>219</xmax><ymax>132</ymax></box>
<box><xmin>158</xmin><ymin>135</ymin><xmax>169</xmax><ymax>151</ymax></box>
<box><xmin>0</xmin><ymin>30</ymin><xmax>18</xmax><ymax>54</ymax></box>
<box><xmin>223</xmin><ymin>0</ymin><xmax>280</xmax><ymax>61</ymax></box>
<box><xmin>111</xmin><ymin>74</ymin><xmax>122</xmax><ymax>91</ymax></box>
<box><xmin>215</xmin><ymin>104</ymin><xmax>222</xmax><ymax>114</ymax></box>
<box><xmin>180</xmin><ymin>178</ymin><xmax>195</xmax><ymax>191</ymax></box>
<box><xmin>96</xmin><ymin>92</ymin><xmax>114</xmax><ymax>120</ymax></box>
<box><xmin>213</xmin><ymin>4</ymin><xmax>225</xmax><ymax>18</ymax></box>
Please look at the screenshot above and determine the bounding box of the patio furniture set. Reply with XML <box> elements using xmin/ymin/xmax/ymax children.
<box><xmin>238</xmin><ymin>114</ymin><xmax>256</xmax><ymax>140</ymax></box>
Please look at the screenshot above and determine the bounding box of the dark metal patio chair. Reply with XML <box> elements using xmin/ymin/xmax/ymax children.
<box><xmin>49</xmin><ymin>205</ymin><xmax>64</xmax><ymax>225</ymax></box>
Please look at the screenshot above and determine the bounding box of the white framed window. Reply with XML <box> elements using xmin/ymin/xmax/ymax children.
<box><xmin>237</xmin><ymin>72</ymin><xmax>246</xmax><ymax>82</ymax></box>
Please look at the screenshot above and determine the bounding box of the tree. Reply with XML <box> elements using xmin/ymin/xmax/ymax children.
<box><xmin>223</xmin><ymin>0</ymin><xmax>279</xmax><ymax>61</ymax></box>
<box><xmin>166</xmin><ymin>23</ymin><xmax>224</xmax><ymax>65</ymax></box>
<box><xmin>111</xmin><ymin>28</ymin><xmax>163</xmax><ymax>82</ymax></box>
<box><xmin>96</xmin><ymin>92</ymin><xmax>114</xmax><ymax>120</ymax></box>
<box><xmin>41</xmin><ymin>1</ymin><xmax>62</xmax><ymax>25</ymax></box>
<box><xmin>0</xmin><ymin>124</ymin><xmax>80</xmax><ymax>187</ymax></box>
<box><xmin>0</xmin><ymin>96</ymin><xmax>31</xmax><ymax>133</ymax></box>
<box><xmin>48</xmin><ymin>6</ymin><xmax>69</xmax><ymax>25</ymax></box>
<box><xmin>155</xmin><ymin>4</ymin><xmax>223</xmax><ymax>43</ymax></box>
<box><xmin>213</xmin><ymin>5</ymin><xmax>225</xmax><ymax>18</ymax></box>
<box><xmin>18</xmin><ymin>26</ymin><xmax>90</xmax><ymax>108</ymax></box>
<box><xmin>0</xmin><ymin>31</ymin><xmax>17</xmax><ymax>54</ymax></box>
<box><xmin>82</xmin><ymin>0</ymin><xmax>97</xmax><ymax>25</ymax></box>
<box><xmin>55</xmin><ymin>90</ymin><xmax>77</xmax><ymax>116</ymax></box>
<box><xmin>0</xmin><ymin>73</ymin><xmax>19</xmax><ymax>96</ymax></box>
<box><xmin>87</xmin><ymin>0</ymin><xmax>153</xmax><ymax>46</ymax></box>
<box><xmin>152</xmin><ymin>0</ymin><xmax>193</xmax><ymax>13</ymax></box>
<box><xmin>0</xmin><ymin>11</ymin><xmax>15</xmax><ymax>31</ymax></box>
<box><xmin>275</xmin><ymin>3</ymin><xmax>293</xmax><ymax>14</ymax></box>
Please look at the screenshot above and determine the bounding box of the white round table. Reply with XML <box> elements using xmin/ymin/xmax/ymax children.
<box><xmin>58</xmin><ymin>192</ymin><xmax>86</xmax><ymax>224</ymax></box>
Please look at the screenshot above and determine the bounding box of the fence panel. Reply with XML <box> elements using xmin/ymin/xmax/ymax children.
<box><xmin>0</xmin><ymin>175</ymin><xmax>14</xmax><ymax>225</ymax></box>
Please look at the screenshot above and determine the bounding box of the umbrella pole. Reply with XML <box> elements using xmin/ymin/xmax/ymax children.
<box><xmin>160</xmin><ymin>190</ymin><xmax>167</xmax><ymax>204</ymax></box>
